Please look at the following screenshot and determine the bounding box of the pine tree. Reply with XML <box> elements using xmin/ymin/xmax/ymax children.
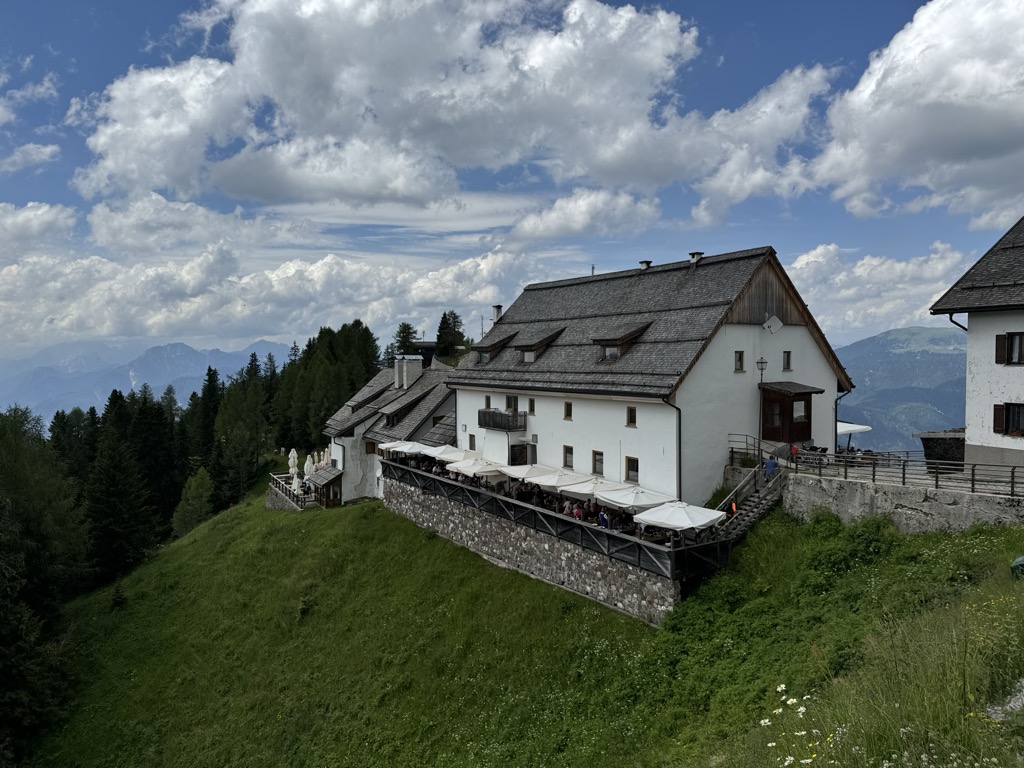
<box><xmin>171</xmin><ymin>468</ymin><xmax>214</xmax><ymax>538</ymax></box>
<box><xmin>394</xmin><ymin>322</ymin><xmax>418</xmax><ymax>354</ymax></box>
<box><xmin>436</xmin><ymin>310</ymin><xmax>465</xmax><ymax>357</ymax></box>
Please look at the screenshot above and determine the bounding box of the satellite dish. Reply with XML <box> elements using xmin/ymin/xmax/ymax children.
<box><xmin>763</xmin><ymin>315</ymin><xmax>784</xmax><ymax>334</ymax></box>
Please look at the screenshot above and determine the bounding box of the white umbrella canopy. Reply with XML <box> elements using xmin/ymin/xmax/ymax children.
<box><xmin>446</xmin><ymin>459</ymin><xmax>505</xmax><ymax>478</ymax></box>
<box><xmin>530</xmin><ymin>469</ymin><xmax>592</xmax><ymax>492</ymax></box>
<box><xmin>380</xmin><ymin>441</ymin><xmax>429</xmax><ymax>455</ymax></box>
<box><xmin>633</xmin><ymin>501</ymin><xmax>725</xmax><ymax>531</ymax></box>
<box><xmin>420</xmin><ymin>444</ymin><xmax>463</xmax><ymax>460</ymax></box>
<box><xmin>558</xmin><ymin>477</ymin><xmax>632</xmax><ymax>501</ymax></box>
<box><xmin>288</xmin><ymin>448</ymin><xmax>299</xmax><ymax>476</ymax></box>
<box><xmin>303</xmin><ymin>454</ymin><xmax>314</xmax><ymax>478</ymax></box>
<box><xmin>595</xmin><ymin>484</ymin><xmax>675</xmax><ymax>511</ymax></box>
<box><xmin>498</xmin><ymin>464</ymin><xmax>558</xmax><ymax>480</ymax></box>
<box><xmin>437</xmin><ymin>449</ymin><xmax>482</xmax><ymax>464</ymax></box>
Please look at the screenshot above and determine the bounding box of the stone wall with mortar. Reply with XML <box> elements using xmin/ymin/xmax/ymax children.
<box><xmin>784</xmin><ymin>473</ymin><xmax>1024</xmax><ymax>533</ymax></box>
<box><xmin>266</xmin><ymin>484</ymin><xmax>299</xmax><ymax>511</ymax></box>
<box><xmin>384</xmin><ymin>478</ymin><xmax>680</xmax><ymax>624</ymax></box>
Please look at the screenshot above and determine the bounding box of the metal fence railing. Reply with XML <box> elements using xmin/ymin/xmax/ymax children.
<box><xmin>727</xmin><ymin>434</ymin><xmax>1024</xmax><ymax>498</ymax></box>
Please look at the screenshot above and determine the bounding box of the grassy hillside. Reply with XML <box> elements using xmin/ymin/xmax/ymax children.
<box><xmin>30</xmin><ymin>494</ymin><xmax>1024</xmax><ymax>767</ymax></box>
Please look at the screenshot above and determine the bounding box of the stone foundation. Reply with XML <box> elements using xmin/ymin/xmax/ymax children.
<box><xmin>384</xmin><ymin>478</ymin><xmax>680</xmax><ymax>624</ymax></box>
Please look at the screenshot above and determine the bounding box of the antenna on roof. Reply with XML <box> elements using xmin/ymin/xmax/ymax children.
<box><xmin>591</xmin><ymin>264</ymin><xmax>595</xmax><ymax>276</ymax></box>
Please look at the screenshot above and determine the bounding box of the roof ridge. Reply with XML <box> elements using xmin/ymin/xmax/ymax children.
<box><xmin>522</xmin><ymin>247</ymin><xmax>772</xmax><ymax>291</ymax></box>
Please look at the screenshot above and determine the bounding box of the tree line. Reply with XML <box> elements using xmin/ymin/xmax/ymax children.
<box><xmin>0</xmin><ymin>312</ymin><xmax>471</xmax><ymax>761</ymax></box>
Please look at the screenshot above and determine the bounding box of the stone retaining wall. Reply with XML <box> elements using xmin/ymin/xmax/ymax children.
<box><xmin>266</xmin><ymin>484</ymin><xmax>299</xmax><ymax>510</ymax></box>
<box><xmin>784</xmin><ymin>473</ymin><xmax>1024</xmax><ymax>533</ymax></box>
<box><xmin>384</xmin><ymin>478</ymin><xmax>679</xmax><ymax>624</ymax></box>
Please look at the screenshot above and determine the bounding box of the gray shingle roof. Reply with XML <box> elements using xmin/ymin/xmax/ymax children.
<box><xmin>420</xmin><ymin>411</ymin><xmax>457</xmax><ymax>446</ymax></box>
<box><xmin>931</xmin><ymin>214</ymin><xmax>1024</xmax><ymax>313</ymax></box>
<box><xmin>449</xmin><ymin>248</ymin><xmax>775</xmax><ymax>398</ymax></box>
<box><xmin>324</xmin><ymin>368</ymin><xmax>452</xmax><ymax>439</ymax></box>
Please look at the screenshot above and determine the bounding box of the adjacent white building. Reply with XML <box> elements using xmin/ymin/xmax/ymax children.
<box><xmin>448</xmin><ymin>248</ymin><xmax>854</xmax><ymax>505</ymax></box>
<box><xmin>323</xmin><ymin>356</ymin><xmax>455</xmax><ymax>501</ymax></box>
<box><xmin>931</xmin><ymin>215</ymin><xmax>1024</xmax><ymax>465</ymax></box>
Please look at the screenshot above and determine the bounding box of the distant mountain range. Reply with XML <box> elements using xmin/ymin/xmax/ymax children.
<box><xmin>1</xmin><ymin>326</ymin><xmax>966</xmax><ymax>451</ymax></box>
<box><xmin>835</xmin><ymin>326</ymin><xmax>967</xmax><ymax>452</ymax></box>
<box><xmin>0</xmin><ymin>340</ymin><xmax>291</xmax><ymax>422</ymax></box>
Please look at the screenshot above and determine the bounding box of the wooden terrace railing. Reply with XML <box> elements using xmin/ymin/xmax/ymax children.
<box><xmin>382</xmin><ymin>460</ymin><xmax>733</xmax><ymax>581</ymax></box>
<box><xmin>268</xmin><ymin>473</ymin><xmax>318</xmax><ymax>509</ymax></box>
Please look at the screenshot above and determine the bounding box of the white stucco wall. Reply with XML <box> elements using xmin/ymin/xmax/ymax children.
<box><xmin>454</xmin><ymin>322</ymin><xmax>844</xmax><ymax>505</ymax></box>
<box><xmin>673</xmin><ymin>323</ymin><xmax>840</xmax><ymax>504</ymax></box>
<box><xmin>455</xmin><ymin>389</ymin><xmax>679</xmax><ymax>496</ymax></box>
<box><xmin>965</xmin><ymin>311</ymin><xmax>1024</xmax><ymax>463</ymax></box>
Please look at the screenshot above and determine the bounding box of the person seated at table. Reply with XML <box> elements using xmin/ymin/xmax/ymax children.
<box><xmin>598</xmin><ymin>510</ymin><xmax>608</xmax><ymax>528</ymax></box>
<box><xmin>562</xmin><ymin>498</ymin><xmax>573</xmax><ymax>516</ymax></box>
<box><xmin>572</xmin><ymin>503</ymin><xmax>583</xmax><ymax>520</ymax></box>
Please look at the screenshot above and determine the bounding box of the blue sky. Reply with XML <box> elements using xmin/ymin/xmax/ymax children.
<box><xmin>1</xmin><ymin>0</ymin><xmax>1021</xmax><ymax>357</ymax></box>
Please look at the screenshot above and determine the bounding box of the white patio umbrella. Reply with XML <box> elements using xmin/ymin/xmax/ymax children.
<box><xmin>530</xmin><ymin>469</ymin><xmax>592</xmax><ymax>492</ymax></box>
<box><xmin>288</xmin><ymin>448</ymin><xmax>298</xmax><ymax>477</ymax></box>
<box><xmin>437</xmin><ymin>449</ymin><xmax>482</xmax><ymax>463</ymax></box>
<box><xmin>633</xmin><ymin>501</ymin><xmax>725</xmax><ymax>531</ymax></box>
<box><xmin>380</xmin><ymin>441</ymin><xmax>429</xmax><ymax>455</ymax></box>
<box><xmin>446</xmin><ymin>458</ymin><xmax>505</xmax><ymax>478</ymax></box>
<box><xmin>291</xmin><ymin>473</ymin><xmax>301</xmax><ymax>494</ymax></box>
<box><xmin>837</xmin><ymin>420</ymin><xmax>872</xmax><ymax>451</ymax></box>
<box><xmin>420</xmin><ymin>444</ymin><xmax>463</xmax><ymax>460</ymax></box>
<box><xmin>594</xmin><ymin>484</ymin><xmax>675</xmax><ymax>511</ymax></box>
<box><xmin>303</xmin><ymin>454</ymin><xmax>314</xmax><ymax>478</ymax></box>
<box><xmin>558</xmin><ymin>477</ymin><xmax>632</xmax><ymax>501</ymax></box>
<box><xmin>497</xmin><ymin>464</ymin><xmax>558</xmax><ymax>480</ymax></box>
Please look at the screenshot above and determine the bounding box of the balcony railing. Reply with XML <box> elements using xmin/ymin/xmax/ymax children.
<box><xmin>477</xmin><ymin>408</ymin><xmax>527</xmax><ymax>432</ymax></box>
<box><xmin>382</xmin><ymin>460</ymin><xmax>741</xmax><ymax>581</ymax></box>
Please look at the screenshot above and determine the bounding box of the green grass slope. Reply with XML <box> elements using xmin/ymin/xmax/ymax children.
<box><xmin>30</xmin><ymin>496</ymin><xmax>1024</xmax><ymax>767</ymax></box>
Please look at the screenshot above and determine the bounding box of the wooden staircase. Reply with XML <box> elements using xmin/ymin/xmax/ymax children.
<box><xmin>718</xmin><ymin>472</ymin><xmax>784</xmax><ymax>542</ymax></box>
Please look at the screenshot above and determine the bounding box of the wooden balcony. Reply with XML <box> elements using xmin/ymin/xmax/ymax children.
<box><xmin>477</xmin><ymin>408</ymin><xmax>527</xmax><ymax>432</ymax></box>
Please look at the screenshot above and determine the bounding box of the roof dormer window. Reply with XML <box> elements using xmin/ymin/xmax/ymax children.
<box><xmin>513</xmin><ymin>327</ymin><xmax>564</xmax><ymax>365</ymax></box>
<box><xmin>472</xmin><ymin>332</ymin><xmax>517</xmax><ymax>365</ymax></box>
<box><xmin>592</xmin><ymin>321</ymin><xmax>650</xmax><ymax>362</ymax></box>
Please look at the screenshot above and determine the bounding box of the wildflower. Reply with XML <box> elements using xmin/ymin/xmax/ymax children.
<box><xmin>759</xmin><ymin>718</ymin><xmax>771</xmax><ymax>726</ymax></box>
<box><xmin>784</xmin><ymin>758</ymin><xmax>794</xmax><ymax>766</ymax></box>
<box><xmin>797</xmin><ymin>706</ymin><xmax>806</xmax><ymax>717</ymax></box>
<box><xmin>795</xmin><ymin>731</ymin><xmax>807</xmax><ymax>737</ymax></box>
<box><xmin>774</xmin><ymin>708</ymin><xmax>783</xmax><ymax>714</ymax></box>
<box><xmin>767</xmin><ymin>742</ymin><xmax>776</xmax><ymax>747</ymax></box>
<box><xmin>787</xmin><ymin>697</ymin><xmax>798</xmax><ymax>706</ymax></box>
<box><xmin>777</xmin><ymin>684</ymin><xmax>787</xmax><ymax>693</ymax></box>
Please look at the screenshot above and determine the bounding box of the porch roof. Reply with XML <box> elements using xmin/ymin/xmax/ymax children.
<box><xmin>759</xmin><ymin>381</ymin><xmax>825</xmax><ymax>396</ymax></box>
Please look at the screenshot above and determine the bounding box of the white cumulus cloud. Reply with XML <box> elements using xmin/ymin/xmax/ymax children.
<box><xmin>813</xmin><ymin>0</ymin><xmax>1024</xmax><ymax>227</ymax></box>
<box><xmin>786</xmin><ymin>241</ymin><xmax>970</xmax><ymax>345</ymax></box>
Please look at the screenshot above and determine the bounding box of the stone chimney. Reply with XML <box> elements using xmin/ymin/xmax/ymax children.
<box><xmin>400</xmin><ymin>355</ymin><xmax>423</xmax><ymax>389</ymax></box>
<box><xmin>639</xmin><ymin>260</ymin><xmax>652</xmax><ymax>270</ymax></box>
<box><xmin>394</xmin><ymin>356</ymin><xmax>403</xmax><ymax>388</ymax></box>
<box><xmin>493</xmin><ymin>304</ymin><xmax>503</xmax><ymax>322</ymax></box>
<box><xmin>689</xmin><ymin>251</ymin><xmax>704</xmax><ymax>269</ymax></box>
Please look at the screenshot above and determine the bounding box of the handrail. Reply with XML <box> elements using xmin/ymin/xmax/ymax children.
<box><xmin>726</xmin><ymin>444</ymin><xmax>1024</xmax><ymax>499</ymax></box>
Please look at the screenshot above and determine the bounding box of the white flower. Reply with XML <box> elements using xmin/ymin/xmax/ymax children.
<box><xmin>773</xmin><ymin>708</ymin><xmax>783</xmax><ymax>714</ymax></box>
<box><xmin>759</xmin><ymin>718</ymin><xmax>772</xmax><ymax>726</ymax></box>
<box><xmin>767</xmin><ymin>742</ymin><xmax>776</xmax><ymax>747</ymax></box>
<box><xmin>784</xmin><ymin>758</ymin><xmax>795</xmax><ymax>766</ymax></box>
<box><xmin>787</xmin><ymin>698</ymin><xmax>798</xmax><ymax>706</ymax></box>
<box><xmin>777</xmin><ymin>684</ymin><xmax>787</xmax><ymax>693</ymax></box>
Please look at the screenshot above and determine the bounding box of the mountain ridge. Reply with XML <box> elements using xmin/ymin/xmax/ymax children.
<box><xmin>0</xmin><ymin>339</ymin><xmax>291</xmax><ymax>420</ymax></box>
